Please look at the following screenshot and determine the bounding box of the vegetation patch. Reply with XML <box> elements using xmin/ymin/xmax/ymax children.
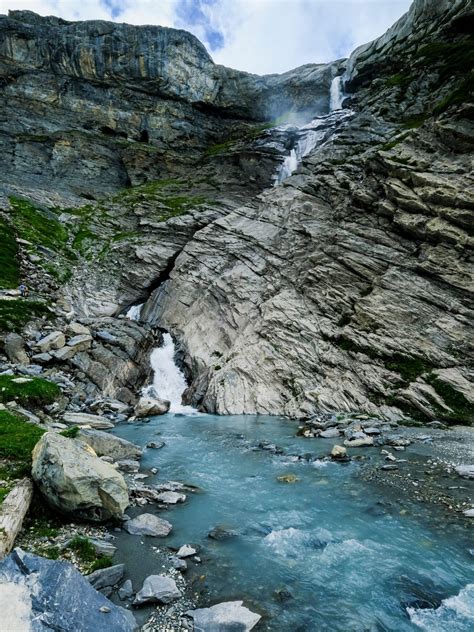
<box><xmin>0</xmin><ymin>410</ymin><xmax>45</xmax><ymax>463</ymax></box>
<box><xmin>0</xmin><ymin>375</ymin><xmax>60</xmax><ymax>407</ymax></box>
<box><xmin>60</xmin><ymin>426</ymin><xmax>80</xmax><ymax>438</ymax></box>
<box><xmin>8</xmin><ymin>197</ymin><xmax>69</xmax><ymax>253</ymax></box>
<box><xmin>385</xmin><ymin>73</ymin><xmax>414</xmax><ymax>89</ymax></box>
<box><xmin>0</xmin><ymin>298</ymin><xmax>50</xmax><ymax>333</ymax></box>
<box><xmin>425</xmin><ymin>375</ymin><xmax>474</xmax><ymax>425</ymax></box>
<box><xmin>67</xmin><ymin>535</ymin><xmax>113</xmax><ymax>573</ymax></box>
<box><xmin>0</xmin><ymin>218</ymin><xmax>19</xmax><ymax>288</ymax></box>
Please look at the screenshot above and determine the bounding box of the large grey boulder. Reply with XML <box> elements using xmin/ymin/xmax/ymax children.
<box><xmin>133</xmin><ymin>575</ymin><xmax>181</xmax><ymax>606</ymax></box>
<box><xmin>124</xmin><ymin>513</ymin><xmax>172</xmax><ymax>537</ymax></box>
<box><xmin>32</xmin><ymin>432</ymin><xmax>129</xmax><ymax>521</ymax></box>
<box><xmin>0</xmin><ymin>548</ymin><xmax>137</xmax><ymax>631</ymax></box>
<box><xmin>4</xmin><ymin>333</ymin><xmax>29</xmax><ymax>364</ymax></box>
<box><xmin>134</xmin><ymin>396</ymin><xmax>170</xmax><ymax>418</ymax></box>
<box><xmin>187</xmin><ymin>601</ymin><xmax>261</xmax><ymax>631</ymax></box>
<box><xmin>77</xmin><ymin>428</ymin><xmax>142</xmax><ymax>460</ymax></box>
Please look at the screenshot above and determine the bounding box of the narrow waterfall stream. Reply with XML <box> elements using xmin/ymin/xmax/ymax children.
<box><xmin>274</xmin><ymin>76</ymin><xmax>349</xmax><ymax>185</ymax></box>
<box><xmin>145</xmin><ymin>333</ymin><xmax>198</xmax><ymax>414</ymax></box>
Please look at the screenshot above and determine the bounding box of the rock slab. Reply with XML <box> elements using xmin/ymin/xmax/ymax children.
<box><xmin>187</xmin><ymin>600</ymin><xmax>261</xmax><ymax>631</ymax></box>
<box><xmin>0</xmin><ymin>548</ymin><xmax>136</xmax><ymax>631</ymax></box>
<box><xmin>124</xmin><ymin>513</ymin><xmax>172</xmax><ymax>537</ymax></box>
<box><xmin>133</xmin><ymin>575</ymin><xmax>181</xmax><ymax>605</ymax></box>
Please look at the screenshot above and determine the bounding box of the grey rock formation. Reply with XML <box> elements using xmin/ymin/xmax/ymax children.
<box><xmin>0</xmin><ymin>10</ymin><xmax>337</xmax><ymax>205</ymax></box>
<box><xmin>63</xmin><ymin>412</ymin><xmax>114</xmax><ymax>429</ymax></box>
<box><xmin>124</xmin><ymin>513</ymin><xmax>172</xmax><ymax>537</ymax></box>
<box><xmin>88</xmin><ymin>564</ymin><xmax>125</xmax><ymax>590</ymax></box>
<box><xmin>133</xmin><ymin>574</ymin><xmax>181</xmax><ymax>606</ymax></box>
<box><xmin>4</xmin><ymin>333</ymin><xmax>29</xmax><ymax>364</ymax></box>
<box><xmin>0</xmin><ymin>548</ymin><xmax>137</xmax><ymax>631</ymax></box>
<box><xmin>77</xmin><ymin>428</ymin><xmax>142</xmax><ymax>460</ymax></box>
<box><xmin>134</xmin><ymin>396</ymin><xmax>170</xmax><ymax>417</ymax></box>
<box><xmin>0</xmin><ymin>0</ymin><xmax>472</xmax><ymax>424</ymax></box>
<box><xmin>187</xmin><ymin>601</ymin><xmax>261</xmax><ymax>631</ymax></box>
<box><xmin>31</xmin><ymin>432</ymin><xmax>129</xmax><ymax>521</ymax></box>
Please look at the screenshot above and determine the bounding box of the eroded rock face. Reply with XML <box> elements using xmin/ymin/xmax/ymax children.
<box><xmin>0</xmin><ymin>10</ymin><xmax>336</xmax><ymax>205</ymax></box>
<box><xmin>31</xmin><ymin>432</ymin><xmax>129</xmax><ymax>521</ymax></box>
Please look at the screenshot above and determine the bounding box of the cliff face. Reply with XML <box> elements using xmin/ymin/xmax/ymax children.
<box><xmin>0</xmin><ymin>10</ymin><xmax>336</xmax><ymax>205</ymax></box>
<box><xmin>1</xmin><ymin>2</ymin><xmax>473</xmax><ymax>423</ymax></box>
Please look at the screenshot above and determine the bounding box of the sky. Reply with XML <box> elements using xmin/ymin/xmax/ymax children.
<box><xmin>1</xmin><ymin>0</ymin><xmax>412</xmax><ymax>74</ymax></box>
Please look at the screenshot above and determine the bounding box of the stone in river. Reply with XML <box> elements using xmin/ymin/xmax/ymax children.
<box><xmin>124</xmin><ymin>513</ymin><xmax>172</xmax><ymax>537</ymax></box>
<box><xmin>186</xmin><ymin>601</ymin><xmax>261</xmax><ymax>631</ymax></box>
<box><xmin>177</xmin><ymin>544</ymin><xmax>196</xmax><ymax>558</ymax></box>
<box><xmin>133</xmin><ymin>575</ymin><xmax>181</xmax><ymax>605</ymax></box>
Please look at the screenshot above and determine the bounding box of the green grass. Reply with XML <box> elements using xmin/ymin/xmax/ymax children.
<box><xmin>384</xmin><ymin>354</ymin><xmax>432</xmax><ymax>384</ymax></box>
<box><xmin>60</xmin><ymin>426</ymin><xmax>80</xmax><ymax>438</ymax></box>
<box><xmin>0</xmin><ymin>298</ymin><xmax>50</xmax><ymax>333</ymax></box>
<box><xmin>0</xmin><ymin>485</ymin><xmax>12</xmax><ymax>504</ymax></box>
<box><xmin>67</xmin><ymin>536</ymin><xmax>113</xmax><ymax>573</ymax></box>
<box><xmin>8</xmin><ymin>197</ymin><xmax>69</xmax><ymax>253</ymax></box>
<box><xmin>401</xmin><ymin>115</ymin><xmax>428</xmax><ymax>130</ymax></box>
<box><xmin>0</xmin><ymin>375</ymin><xmax>60</xmax><ymax>407</ymax></box>
<box><xmin>0</xmin><ymin>410</ymin><xmax>45</xmax><ymax>462</ymax></box>
<box><xmin>0</xmin><ymin>218</ymin><xmax>19</xmax><ymax>288</ymax></box>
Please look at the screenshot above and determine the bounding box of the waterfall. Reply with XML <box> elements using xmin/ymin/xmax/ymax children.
<box><xmin>126</xmin><ymin>303</ymin><xmax>143</xmax><ymax>321</ymax></box>
<box><xmin>329</xmin><ymin>76</ymin><xmax>345</xmax><ymax>111</ymax></box>
<box><xmin>145</xmin><ymin>333</ymin><xmax>197</xmax><ymax>414</ymax></box>
<box><xmin>274</xmin><ymin>119</ymin><xmax>333</xmax><ymax>185</ymax></box>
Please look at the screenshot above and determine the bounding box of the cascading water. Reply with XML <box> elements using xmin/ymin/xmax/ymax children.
<box><xmin>126</xmin><ymin>303</ymin><xmax>143</xmax><ymax>321</ymax></box>
<box><xmin>274</xmin><ymin>75</ymin><xmax>349</xmax><ymax>185</ymax></box>
<box><xmin>329</xmin><ymin>75</ymin><xmax>345</xmax><ymax>111</ymax></box>
<box><xmin>145</xmin><ymin>333</ymin><xmax>197</xmax><ymax>414</ymax></box>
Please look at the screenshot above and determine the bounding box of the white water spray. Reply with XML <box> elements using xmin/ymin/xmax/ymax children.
<box><xmin>126</xmin><ymin>303</ymin><xmax>143</xmax><ymax>321</ymax></box>
<box><xmin>146</xmin><ymin>333</ymin><xmax>197</xmax><ymax>414</ymax></box>
<box><xmin>329</xmin><ymin>76</ymin><xmax>345</xmax><ymax>111</ymax></box>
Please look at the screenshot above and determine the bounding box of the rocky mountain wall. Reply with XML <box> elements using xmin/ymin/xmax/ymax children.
<box><xmin>0</xmin><ymin>1</ymin><xmax>473</xmax><ymax>424</ymax></box>
<box><xmin>0</xmin><ymin>10</ymin><xmax>337</xmax><ymax>205</ymax></box>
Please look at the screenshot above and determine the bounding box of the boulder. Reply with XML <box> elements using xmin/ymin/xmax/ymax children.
<box><xmin>53</xmin><ymin>346</ymin><xmax>79</xmax><ymax>361</ymax></box>
<box><xmin>31</xmin><ymin>432</ymin><xmax>129</xmax><ymax>521</ymax></box>
<box><xmin>118</xmin><ymin>579</ymin><xmax>134</xmax><ymax>600</ymax></box>
<box><xmin>89</xmin><ymin>538</ymin><xmax>117</xmax><ymax>557</ymax></box>
<box><xmin>187</xmin><ymin>601</ymin><xmax>261</xmax><ymax>631</ymax></box>
<box><xmin>68</xmin><ymin>322</ymin><xmax>91</xmax><ymax>336</ymax></box>
<box><xmin>36</xmin><ymin>331</ymin><xmax>66</xmax><ymax>353</ymax></box>
<box><xmin>124</xmin><ymin>513</ymin><xmax>172</xmax><ymax>537</ymax></box>
<box><xmin>63</xmin><ymin>412</ymin><xmax>114</xmax><ymax>429</ymax></box>
<box><xmin>177</xmin><ymin>544</ymin><xmax>196</xmax><ymax>558</ymax></box>
<box><xmin>88</xmin><ymin>564</ymin><xmax>125</xmax><ymax>590</ymax></box>
<box><xmin>0</xmin><ymin>548</ymin><xmax>136</xmax><ymax>631</ymax></box>
<box><xmin>133</xmin><ymin>575</ymin><xmax>181</xmax><ymax>606</ymax></box>
<box><xmin>156</xmin><ymin>491</ymin><xmax>186</xmax><ymax>504</ymax></box>
<box><xmin>67</xmin><ymin>334</ymin><xmax>93</xmax><ymax>352</ymax></box>
<box><xmin>77</xmin><ymin>428</ymin><xmax>142</xmax><ymax>460</ymax></box>
<box><xmin>320</xmin><ymin>428</ymin><xmax>341</xmax><ymax>438</ymax></box>
<box><xmin>117</xmin><ymin>459</ymin><xmax>140</xmax><ymax>473</ymax></box>
<box><xmin>134</xmin><ymin>397</ymin><xmax>170</xmax><ymax>418</ymax></box>
<box><xmin>330</xmin><ymin>445</ymin><xmax>348</xmax><ymax>460</ymax></box>
<box><xmin>344</xmin><ymin>436</ymin><xmax>374</xmax><ymax>448</ymax></box>
<box><xmin>4</xmin><ymin>333</ymin><xmax>29</xmax><ymax>364</ymax></box>
<box><xmin>146</xmin><ymin>441</ymin><xmax>165</xmax><ymax>449</ymax></box>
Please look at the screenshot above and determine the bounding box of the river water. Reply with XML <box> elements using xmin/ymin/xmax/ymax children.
<box><xmin>113</xmin><ymin>413</ymin><xmax>473</xmax><ymax>631</ymax></box>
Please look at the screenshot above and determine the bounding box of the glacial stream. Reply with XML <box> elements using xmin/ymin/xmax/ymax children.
<box><xmin>111</xmin><ymin>337</ymin><xmax>473</xmax><ymax>631</ymax></box>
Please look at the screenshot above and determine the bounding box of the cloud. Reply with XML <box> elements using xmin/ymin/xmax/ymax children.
<box><xmin>1</xmin><ymin>0</ymin><xmax>412</xmax><ymax>74</ymax></box>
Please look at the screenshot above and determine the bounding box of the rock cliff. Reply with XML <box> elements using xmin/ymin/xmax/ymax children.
<box><xmin>0</xmin><ymin>1</ymin><xmax>473</xmax><ymax>423</ymax></box>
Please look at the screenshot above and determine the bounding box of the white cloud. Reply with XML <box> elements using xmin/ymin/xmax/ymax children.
<box><xmin>1</xmin><ymin>0</ymin><xmax>412</xmax><ymax>74</ymax></box>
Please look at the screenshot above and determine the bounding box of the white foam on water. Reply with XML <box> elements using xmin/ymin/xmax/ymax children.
<box><xmin>126</xmin><ymin>303</ymin><xmax>143</xmax><ymax>321</ymax></box>
<box><xmin>146</xmin><ymin>333</ymin><xmax>198</xmax><ymax>414</ymax></box>
<box><xmin>0</xmin><ymin>582</ymin><xmax>33</xmax><ymax>632</ymax></box>
<box><xmin>408</xmin><ymin>584</ymin><xmax>474</xmax><ymax>631</ymax></box>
